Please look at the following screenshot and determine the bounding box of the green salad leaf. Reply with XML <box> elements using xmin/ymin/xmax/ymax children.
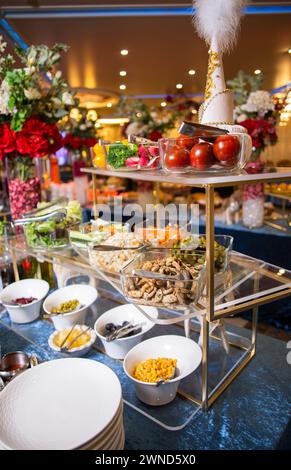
<box><xmin>106</xmin><ymin>143</ymin><xmax>138</xmax><ymax>169</ymax></box>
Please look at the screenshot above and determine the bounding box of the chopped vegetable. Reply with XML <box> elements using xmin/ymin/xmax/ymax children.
<box><xmin>106</xmin><ymin>143</ymin><xmax>138</xmax><ymax>169</ymax></box>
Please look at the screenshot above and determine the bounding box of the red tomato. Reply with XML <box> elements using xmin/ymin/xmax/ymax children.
<box><xmin>176</xmin><ymin>135</ymin><xmax>197</xmax><ymax>150</ymax></box>
<box><xmin>213</xmin><ymin>135</ymin><xmax>240</xmax><ymax>162</ymax></box>
<box><xmin>165</xmin><ymin>146</ymin><xmax>190</xmax><ymax>169</ymax></box>
<box><xmin>190</xmin><ymin>142</ymin><xmax>214</xmax><ymax>170</ymax></box>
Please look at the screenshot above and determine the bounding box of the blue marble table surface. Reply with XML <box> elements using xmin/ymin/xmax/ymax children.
<box><xmin>0</xmin><ymin>302</ymin><xmax>291</xmax><ymax>451</ymax></box>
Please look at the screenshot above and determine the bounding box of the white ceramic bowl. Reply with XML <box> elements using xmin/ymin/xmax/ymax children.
<box><xmin>48</xmin><ymin>325</ymin><xmax>97</xmax><ymax>357</ymax></box>
<box><xmin>123</xmin><ymin>335</ymin><xmax>202</xmax><ymax>406</ymax></box>
<box><xmin>43</xmin><ymin>284</ymin><xmax>98</xmax><ymax>330</ymax></box>
<box><xmin>0</xmin><ymin>279</ymin><xmax>49</xmax><ymax>324</ymax></box>
<box><xmin>94</xmin><ymin>304</ymin><xmax>158</xmax><ymax>360</ymax></box>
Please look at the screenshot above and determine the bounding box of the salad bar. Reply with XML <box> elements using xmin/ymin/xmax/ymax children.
<box><xmin>1</xmin><ymin>166</ymin><xmax>291</xmax><ymax>434</ymax></box>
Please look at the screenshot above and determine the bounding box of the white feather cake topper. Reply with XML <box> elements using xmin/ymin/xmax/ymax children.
<box><xmin>193</xmin><ymin>0</ymin><xmax>247</xmax><ymax>126</ymax></box>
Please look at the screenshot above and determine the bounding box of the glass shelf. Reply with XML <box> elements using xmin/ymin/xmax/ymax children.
<box><xmin>82</xmin><ymin>167</ymin><xmax>291</xmax><ymax>188</ymax></box>
<box><xmin>4</xmin><ymin>236</ymin><xmax>291</xmax><ymax>319</ymax></box>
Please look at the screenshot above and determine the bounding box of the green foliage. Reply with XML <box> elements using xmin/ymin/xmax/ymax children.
<box><xmin>227</xmin><ymin>70</ymin><xmax>264</xmax><ymax>106</ymax></box>
<box><xmin>0</xmin><ymin>40</ymin><xmax>78</xmax><ymax>130</ymax></box>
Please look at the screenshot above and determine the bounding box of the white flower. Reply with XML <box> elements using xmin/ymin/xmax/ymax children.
<box><xmin>51</xmin><ymin>97</ymin><xmax>62</xmax><ymax>108</ymax></box>
<box><xmin>79</xmin><ymin>124</ymin><xmax>86</xmax><ymax>131</ymax></box>
<box><xmin>243</xmin><ymin>90</ymin><xmax>275</xmax><ymax>115</ymax></box>
<box><xmin>24</xmin><ymin>87</ymin><xmax>41</xmax><ymax>100</ymax></box>
<box><xmin>0</xmin><ymin>79</ymin><xmax>11</xmax><ymax>114</ymax></box>
<box><xmin>126</xmin><ymin>121</ymin><xmax>148</xmax><ymax>137</ymax></box>
<box><xmin>55</xmin><ymin>70</ymin><xmax>62</xmax><ymax>80</ymax></box>
<box><xmin>86</xmin><ymin>121</ymin><xmax>93</xmax><ymax>128</ymax></box>
<box><xmin>62</xmin><ymin>91</ymin><xmax>75</xmax><ymax>105</ymax></box>
<box><xmin>236</xmin><ymin>113</ymin><xmax>247</xmax><ymax>123</ymax></box>
<box><xmin>150</xmin><ymin>111</ymin><xmax>158</xmax><ymax>119</ymax></box>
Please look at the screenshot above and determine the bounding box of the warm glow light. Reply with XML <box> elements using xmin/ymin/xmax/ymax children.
<box><xmin>288</xmin><ymin>48</ymin><xmax>291</xmax><ymax>54</ymax></box>
<box><xmin>161</xmin><ymin>101</ymin><xmax>167</xmax><ymax>107</ymax></box>
<box><xmin>254</xmin><ymin>69</ymin><xmax>262</xmax><ymax>75</ymax></box>
<box><xmin>107</xmin><ymin>102</ymin><xmax>113</xmax><ymax>108</ymax></box>
<box><xmin>119</xmin><ymin>70</ymin><xmax>127</xmax><ymax>76</ymax></box>
<box><xmin>191</xmin><ymin>109</ymin><xmax>197</xmax><ymax>114</ymax></box>
<box><xmin>87</xmin><ymin>109</ymin><xmax>98</xmax><ymax>121</ymax></box>
<box><xmin>97</xmin><ymin>117</ymin><xmax>129</xmax><ymax>125</ymax></box>
<box><xmin>120</xmin><ymin>49</ymin><xmax>128</xmax><ymax>56</ymax></box>
<box><xmin>280</xmin><ymin>112</ymin><xmax>290</xmax><ymax>121</ymax></box>
<box><xmin>119</xmin><ymin>84</ymin><xmax>126</xmax><ymax>90</ymax></box>
<box><xmin>176</xmin><ymin>83</ymin><xmax>183</xmax><ymax>89</ymax></box>
<box><xmin>188</xmin><ymin>69</ymin><xmax>196</xmax><ymax>75</ymax></box>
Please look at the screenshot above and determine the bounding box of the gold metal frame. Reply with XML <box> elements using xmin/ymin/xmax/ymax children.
<box><xmin>5</xmin><ymin>167</ymin><xmax>291</xmax><ymax>416</ymax></box>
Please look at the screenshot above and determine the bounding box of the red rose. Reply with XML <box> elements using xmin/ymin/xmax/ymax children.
<box><xmin>16</xmin><ymin>117</ymin><xmax>62</xmax><ymax>158</ymax></box>
<box><xmin>84</xmin><ymin>137</ymin><xmax>97</xmax><ymax>148</ymax></box>
<box><xmin>63</xmin><ymin>134</ymin><xmax>82</xmax><ymax>150</ymax></box>
<box><xmin>148</xmin><ymin>130</ymin><xmax>162</xmax><ymax>142</ymax></box>
<box><xmin>0</xmin><ymin>123</ymin><xmax>16</xmax><ymax>160</ymax></box>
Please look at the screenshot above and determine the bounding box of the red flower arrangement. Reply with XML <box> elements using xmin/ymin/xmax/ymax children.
<box><xmin>0</xmin><ymin>123</ymin><xmax>16</xmax><ymax>160</ymax></box>
<box><xmin>63</xmin><ymin>133</ymin><xmax>97</xmax><ymax>150</ymax></box>
<box><xmin>239</xmin><ymin>118</ymin><xmax>278</xmax><ymax>151</ymax></box>
<box><xmin>0</xmin><ymin>117</ymin><xmax>63</xmax><ymax>160</ymax></box>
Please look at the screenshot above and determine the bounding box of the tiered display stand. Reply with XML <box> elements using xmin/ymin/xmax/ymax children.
<box><xmin>2</xmin><ymin>167</ymin><xmax>291</xmax><ymax>430</ymax></box>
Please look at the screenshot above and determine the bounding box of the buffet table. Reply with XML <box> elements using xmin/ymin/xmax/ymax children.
<box><xmin>1</xmin><ymin>298</ymin><xmax>290</xmax><ymax>450</ymax></box>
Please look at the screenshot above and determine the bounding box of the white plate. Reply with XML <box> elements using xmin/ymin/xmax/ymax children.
<box><xmin>79</xmin><ymin>402</ymin><xmax>123</xmax><ymax>450</ymax></box>
<box><xmin>0</xmin><ymin>358</ymin><xmax>122</xmax><ymax>450</ymax></box>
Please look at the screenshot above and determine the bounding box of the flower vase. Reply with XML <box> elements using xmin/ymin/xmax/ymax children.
<box><xmin>71</xmin><ymin>149</ymin><xmax>89</xmax><ymax>206</ymax></box>
<box><xmin>242</xmin><ymin>161</ymin><xmax>265</xmax><ymax>229</ymax></box>
<box><xmin>6</xmin><ymin>156</ymin><xmax>41</xmax><ymax>220</ymax></box>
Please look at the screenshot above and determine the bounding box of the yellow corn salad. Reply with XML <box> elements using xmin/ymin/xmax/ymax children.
<box><xmin>133</xmin><ymin>357</ymin><xmax>177</xmax><ymax>383</ymax></box>
<box><xmin>53</xmin><ymin>328</ymin><xmax>90</xmax><ymax>350</ymax></box>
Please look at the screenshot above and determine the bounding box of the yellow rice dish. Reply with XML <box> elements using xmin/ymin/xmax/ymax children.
<box><xmin>133</xmin><ymin>357</ymin><xmax>177</xmax><ymax>383</ymax></box>
<box><xmin>53</xmin><ymin>328</ymin><xmax>90</xmax><ymax>350</ymax></box>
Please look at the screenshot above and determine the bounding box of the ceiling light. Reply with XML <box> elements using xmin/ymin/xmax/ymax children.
<box><xmin>97</xmin><ymin>117</ymin><xmax>129</xmax><ymax>125</ymax></box>
<box><xmin>288</xmin><ymin>48</ymin><xmax>291</xmax><ymax>54</ymax></box>
<box><xmin>254</xmin><ymin>69</ymin><xmax>261</xmax><ymax>75</ymax></box>
<box><xmin>191</xmin><ymin>109</ymin><xmax>197</xmax><ymax>114</ymax></box>
<box><xmin>119</xmin><ymin>84</ymin><xmax>126</xmax><ymax>90</ymax></box>
<box><xmin>107</xmin><ymin>102</ymin><xmax>112</xmax><ymax>108</ymax></box>
<box><xmin>119</xmin><ymin>70</ymin><xmax>127</xmax><ymax>76</ymax></box>
<box><xmin>161</xmin><ymin>101</ymin><xmax>167</xmax><ymax>107</ymax></box>
<box><xmin>120</xmin><ymin>49</ymin><xmax>128</xmax><ymax>56</ymax></box>
<box><xmin>176</xmin><ymin>83</ymin><xmax>183</xmax><ymax>89</ymax></box>
<box><xmin>188</xmin><ymin>70</ymin><xmax>196</xmax><ymax>75</ymax></box>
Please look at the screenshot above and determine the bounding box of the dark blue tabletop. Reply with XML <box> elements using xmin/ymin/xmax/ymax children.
<box><xmin>1</xmin><ymin>304</ymin><xmax>290</xmax><ymax>451</ymax></box>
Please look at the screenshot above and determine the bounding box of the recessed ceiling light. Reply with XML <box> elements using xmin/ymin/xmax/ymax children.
<box><xmin>107</xmin><ymin>102</ymin><xmax>112</xmax><ymax>108</ymax></box>
<box><xmin>191</xmin><ymin>109</ymin><xmax>197</xmax><ymax>114</ymax></box>
<box><xmin>120</xmin><ymin>49</ymin><xmax>128</xmax><ymax>56</ymax></box>
<box><xmin>288</xmin><ymin>48</ymin><xmax>291</xmax><ymax>54</ymax></box>
<box><xmin>119</xmin><ymin>84</ymin><xmax>126</xmax><ymax>90</ymax></box>
<box><xmin>176</xmin><ymin>83</ymin><xmax>183</xmax><ymax>89</ymax></box>
<box><xmin>188</xmin><ymin>70</ymin><xmax>196</xmax><ymax>75</ymax></box>
<box><xmin>161</xmin><ymin>101</ymin><xmax>167</xmax><ymax>107</ymax></box>
<box><xmin>119</xmin><ymin>70</ymin><xmax>127</xmax><ymax>76</ymax></box>
<box><xmin>254</xmin><ymin>69</ymin><xmax>261</xmax><ymax>75</ymax></box>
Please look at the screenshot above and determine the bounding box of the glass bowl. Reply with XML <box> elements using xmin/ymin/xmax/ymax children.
<box><xmin>121</xmin><ymin>248</ymin><xmax>206</xmax><ymax>310</ymax></box>
<box><xmin>69</xmin><ymin>219</ymin><xmax>128</xmax><ymax>250</ymax></box>
<box><xmin>159</xmin><ymin>133</ymin><xmax>252</xmax><ymax>174</ymax></box>
<box><xmin>88</xmin><ymin>232</ymin><xmax>146</xmax><ymax>274</ymax></box>
<box><xmin>169</xmin><ymin>233</ymin><xmax>234</xmax><ymax>273</ymax></box>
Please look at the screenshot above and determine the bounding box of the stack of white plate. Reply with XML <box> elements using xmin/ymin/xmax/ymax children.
<box><xmin>0</xmin><ymin>358</ymin><xmax>124</xmax><ymax>450</ymax></box>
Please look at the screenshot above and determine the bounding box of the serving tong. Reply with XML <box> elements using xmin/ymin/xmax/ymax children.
<box><xmin>14</xmin><ymin>208</ymin><xmax>67</xmax><ymax>226</ymax></box>
<box><xmin>178</xmin><ymin>121</ymin><xmax>229</xmax><ymax>137</ymax></box>
<box><xmin>156</xmin><ymin>367</ymin><xmax>177</xmax><ymax>387</ymax></box>
<box><xmin>105</xmin><ymin>322</ymin><xmax>146</xmax><ymax>342</ymax></box>
<box><xmin>58</xmin><ymin>323</ymin><xmax>91</xmax><ymax>353</ymax></box>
